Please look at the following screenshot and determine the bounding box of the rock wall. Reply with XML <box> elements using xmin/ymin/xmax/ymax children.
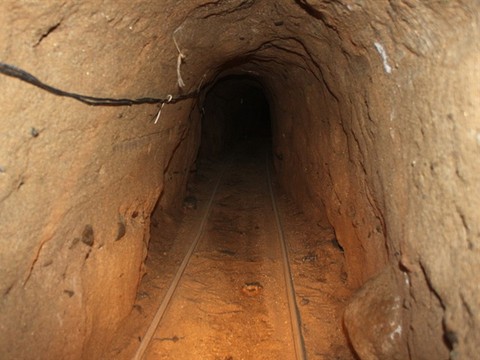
<box><xmin>0</xmin><ymin>1</ymin><xmax>478</xmax><ymax>359</ymax></box>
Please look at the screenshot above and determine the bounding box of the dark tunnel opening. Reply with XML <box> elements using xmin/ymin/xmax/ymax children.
<box><xmin>198</xmin><ymin>75</ymin><xmax>272</xmax><ymax>159</ymax></box>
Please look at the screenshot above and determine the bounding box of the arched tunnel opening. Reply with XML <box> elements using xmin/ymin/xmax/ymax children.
<box><xmin>0</xmin><ymin>1</ymin><xmax>478</xmax><ymax>360</ymax></box>
<box><xmin>199</xmin><ymin>75</ymin><xmax>272</xmax><ymax>159</ymax></box>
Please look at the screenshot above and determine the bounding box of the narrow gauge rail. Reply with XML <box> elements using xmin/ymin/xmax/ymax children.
<box><xmin>133</xmin><ymin>149</ymin><xmax>306</xmax><ymax>360</ymax></box>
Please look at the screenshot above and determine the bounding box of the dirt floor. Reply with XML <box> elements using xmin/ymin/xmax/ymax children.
<box><xmin>105</xmin><ymin>140</ymin><xmax>354</xmax><ymax>360</ymax></box>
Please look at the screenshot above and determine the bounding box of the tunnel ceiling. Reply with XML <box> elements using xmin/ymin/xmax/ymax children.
<box><xmin>0</xmin><ymin>1</ymin><xmax>479</xmax><ymax>360</ymax></box>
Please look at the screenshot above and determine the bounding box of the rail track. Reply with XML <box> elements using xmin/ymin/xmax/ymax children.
<box><xmin>133</xmin><ymin>147</ymin><xmax>307</xmax><ymax>360</ymax></box>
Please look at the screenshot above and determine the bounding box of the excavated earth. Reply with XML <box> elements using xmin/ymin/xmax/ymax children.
<box><xmin>0</xmin><ymin>1</ymin><xmax>479</xmax><ymax>359</ymax></box>
<box><xmin>106</xmin><ymin>141</ymin><xmax>353</xmax><ymax>359</ymax></box>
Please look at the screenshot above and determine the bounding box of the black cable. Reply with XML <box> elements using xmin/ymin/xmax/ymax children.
<box><xmin>0</xmin><ymin>61</ymin><xmax>196</xmax><ymax>106</ymax></box>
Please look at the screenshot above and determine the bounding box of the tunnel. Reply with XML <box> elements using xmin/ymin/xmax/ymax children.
<box><xmin>199</xmin><ymin>75</ymin><xmax>272</xmax><ymax>158</ymax></box>
<box><xmin>0</xmin><ymin>1</ymin><xmax>479</xmax><ymax>359</ymax></box>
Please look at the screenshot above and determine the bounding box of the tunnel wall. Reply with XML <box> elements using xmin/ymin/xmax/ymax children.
<box><xmin>0</xmin><ymin>1</ymin><xmax>478</xmax><ymax>359</ymax></box>
<box><xmin>0</xmin><ymin>2</ymin><xmax>200</xmax><ymax>358</ymax></box>
<box><xmin>267</xmin><ymin>3</ymin><xmax>480</xmax><ymax>358</ymax></box>
<box><xmin>266</xmin><ymin>2</ymin><xmax>480</xmax><ymax>358</ymax></box>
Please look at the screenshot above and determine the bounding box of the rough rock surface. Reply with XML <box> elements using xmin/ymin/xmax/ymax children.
<box><xmin>0</xmin><ymin>0</ymin><xmax>478</xmax><ymax>359</ymax></box>
<box><xmin>344</xmin><ymin>266</ymin><xmax>407</xmax><ymax>359</ymax></box>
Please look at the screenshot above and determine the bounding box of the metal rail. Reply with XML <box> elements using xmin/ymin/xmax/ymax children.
<box><xmin>266</xmin><ymin>153</ymin><xmax>307</xmax><ymax>360</ymax></box>
<box><xmin>133</xmin><ymin>153</ymin><xmax>306</xmax><ymax>359</ymax></box>
<box><xmin>132</xmin><ymin>171</ymin><xmax>225</xmax><ymax>360</ymax></box>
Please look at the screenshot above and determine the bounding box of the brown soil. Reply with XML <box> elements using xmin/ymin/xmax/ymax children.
<box><xmin>105</xmin><ymin>140</ymin><xmax>353</xmax><ymax>360</ymax></box>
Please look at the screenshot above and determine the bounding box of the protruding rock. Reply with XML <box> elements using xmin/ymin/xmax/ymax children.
<box><xmin>344</xmin><ymin>266</ymin><xmax>408</xmax><ymax>360</ymax></box>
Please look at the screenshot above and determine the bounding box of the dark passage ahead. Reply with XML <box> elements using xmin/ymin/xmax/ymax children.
<box><xmin>199</xmin><ymin>76</ymin><xmax>271</xmax><ymax>158</ymax></box>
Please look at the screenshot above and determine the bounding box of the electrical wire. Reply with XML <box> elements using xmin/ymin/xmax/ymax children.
<box><xmin>0</xmin><ymin>61</ymin><xmax>197</xmax><ymax>106</ymax></box>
